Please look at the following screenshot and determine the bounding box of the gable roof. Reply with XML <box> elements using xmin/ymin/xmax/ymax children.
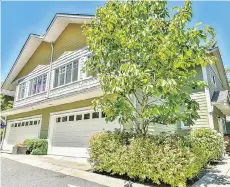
<box><xmin>2</xmin><ymin>13</ymin><xmax>229</xmax><ymax>92</ymax></box>
<box><xmin>2</xmin><ymin>13</ymin><xmax>94</xmax><ymax>91</ymax></box>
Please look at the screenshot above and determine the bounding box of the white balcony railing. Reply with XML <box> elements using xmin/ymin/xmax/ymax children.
<box><xmin>14</xmin><ymin>91</ymin><xmax>48</xmax><ymax>108</ymax></box>
<box><xmin>13</xmin><ymin>77</ymin><xmax>100</xmax><ymax>108</ymax></box>
<box><xmin>49</xmin><ymin>77</ymin><xmax>100</xmax><ymax>98</ymax></box>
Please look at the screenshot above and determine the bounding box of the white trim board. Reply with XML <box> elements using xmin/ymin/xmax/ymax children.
<box><xmin>202</xmin><ymin>66</ymin><xmax>214</xmax><ymax>129</ymax></box>
<box><xmin>50</xmin><ymin>106</ymin><xmax>92</xmax><ymax>116</ymax></box>
<box><xmin>7</xmin><ymin>115</ymin><xmax>42</xmax><ymax>122</ymax></box>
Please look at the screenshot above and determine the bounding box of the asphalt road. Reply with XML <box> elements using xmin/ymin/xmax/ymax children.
<box><xmin>1</xmin><ymin>157</ymin><xmax>108</xmax><ymax>187</ymax></box>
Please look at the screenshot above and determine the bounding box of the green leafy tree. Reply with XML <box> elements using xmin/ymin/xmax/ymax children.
<box><xmin>83</xmin><ymin>0</ymin><xmax>216</xmax><ymax>135</ymax></box>
<box><xmin>1</xmin><ymin>94</ymin><xmax>14</xmax><ymax>111</ymax></box>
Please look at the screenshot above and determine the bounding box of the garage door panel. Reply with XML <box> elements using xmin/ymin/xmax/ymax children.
<box><xmin>7</xmin><ymin>117</ymin><xmax>41</xmax><ymax>145</ymax></box>
<box><xmin>51</xmin><ymin>110</ymin><xmax>120</xmax><ymax>155</ymax></box>
<box><xmin>53</xmin><ymin>128</ymin><xmax>113</xmax><ymax>137</ymax></box>
<box><xmin>52</xmin><ymin>133</ymin><xmax>97</xmax><ymax>141</ymax></box>
<box><xmin>52</xmin><ymin>141</ymin><xmax>89</xmax><ymax>147</ymax></box>
<box><xmin>54</xmin><ymin>122</ymin><xmax>118</xmax><ymax>131</ymax></box>
<box><xmin>52</xmin><ymin>136</ymin><xmax>90</xmax><ymax>147</ymax></box>
<box><xmin>54</xmin><ymin>129</ymin><xmax>109</xmax><ymax>135</ymax></box>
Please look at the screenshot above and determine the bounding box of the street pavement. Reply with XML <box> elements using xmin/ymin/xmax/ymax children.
<box><xmin>1</xmin><ymin>157</ymin><xmax>108</xmax><ymax>187</ymax></box>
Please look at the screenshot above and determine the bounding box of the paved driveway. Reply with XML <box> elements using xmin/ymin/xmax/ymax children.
<box><xmin>1</xmin><ymin>157</ymin><xmax>107</xmax><ymax>187</ymax></box>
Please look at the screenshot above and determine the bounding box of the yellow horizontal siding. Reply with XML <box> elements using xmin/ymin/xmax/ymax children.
<box><xmin>16</xmin><ymin>42</ymin><xmax>51</xmax><ymax>80</ymax></box>
<box><xmin>53</xmin><ymin>23</ymin><xmax>87</xmax><ymax>61</ymax></box>
<box><xmin>15</xmin><ymin>23</ymin><xmax>87</xmax><ymax>80</ymax></box>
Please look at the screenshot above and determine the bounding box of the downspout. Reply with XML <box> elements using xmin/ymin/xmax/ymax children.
<box><xmin>47</xmin><ymin>43</ymin><xmax>54</xmax><ymax>99</ymax></box>
<box><xmin>45</xmin><ymin>43</ymin><xmax>54</xmax><ymax>146</ymax></box>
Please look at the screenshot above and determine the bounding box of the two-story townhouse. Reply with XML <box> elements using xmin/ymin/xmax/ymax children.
<box><xmin>1</xmin><ymin>13</ymin><xmax>230</xmax><ymax>157</ymax></box>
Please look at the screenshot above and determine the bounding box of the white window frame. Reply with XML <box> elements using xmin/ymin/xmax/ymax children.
<box><xmin>181</xmin><ymin>121</ymin><xmax>191</xmax><ymax>129</ymax></box>
<box><xmin>212</xmin><ymin>75</ymin><xmax>216</xmax><ymax>86</ymax></box>
<box><xmin>53</xmin><ymin>59</ymin><xmax>80</xmax><ymax>88</ymax></box>
<box><xmin>17</xmin><ymin>82</ymin><xmax>26</xmax><ymax>101</ymax></box>
<box><xmin>28</xmin><ymin>73</ymin><xmax>47</xmax><ymax>96</ymax></box>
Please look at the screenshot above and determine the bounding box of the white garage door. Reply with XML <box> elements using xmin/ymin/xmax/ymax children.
<box><xmin>6</xmin><ymin>116</ymin><xmax>41</xmax><ymax>146</ymax></box>
<box><xmin>49</xmin><ymin>108</ymin><xmax>120</xmax><ymax>157</ymax></box>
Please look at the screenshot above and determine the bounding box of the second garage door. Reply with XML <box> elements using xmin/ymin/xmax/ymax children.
<box><xmin>5</xmin><ymin>116</ymin><xmax>41</xmax><ymax>149</ymax></box>
<box><xmin>49</xmin><ymin>108</ymin><xmax>120</xmax><ymax>157</ymax></box>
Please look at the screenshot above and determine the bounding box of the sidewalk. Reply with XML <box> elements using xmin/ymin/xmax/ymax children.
<box><xmin>192</xmin><ymin>156</ymin><xmax>230</xmax><ymax>187</ymax></box>
<box><xmin>1</xmin><ymin>153</ymin><xmax>150</xmax><ymax>187</ymax></box>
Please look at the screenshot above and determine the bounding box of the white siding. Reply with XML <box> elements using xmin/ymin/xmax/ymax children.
<box><xmin>206</xmin><ymin>64</ymin><xmax>224</xmax><ymax>99</ymax></box>
<box><xmin>49</xmin><ymin>78</ymin><xmax>99</xmax><ymax>98</ymax></box>
<box><xmin>14</xmin><ymin>92</ymin><xmax>48</xmax><ymax>108</ymax></box>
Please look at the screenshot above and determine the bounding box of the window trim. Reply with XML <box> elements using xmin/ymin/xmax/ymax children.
<box><xmin>17</xmin><ymin>82</ymin><xmax>26</xmax><ymax>101</ymax></box>
<box><xmin>56</xmin><ymin>117</ymin><xmax>61</xmax><ymax>123</ymax></box>
<box><xmin>53</xmin><ymin>59</ymin><xmax>80</xmax><ymax>89</ymax></box>
<box><xmin>28</xmin><ymin>73</ymin><xmax>48</xmax><ymax>97</ymax></box>
<box><xmin>181</xmin><ymin>121</ymin><xmax>191</xmax><ymax>129</ymax></box>
<box><xmin>62</xmin><ymin>116</ymin><xmax>68</xmax><ymax>122</ymax></box>
<box><xmin>76</xmin><ymin>114</ymin><xmax>83</xmax><ymax>121</ymax></box>
<box><xmin>69</xmin><ymin>115</ymin><xmax>75</xmax><ymax>121</ymax></box>
<box><xmin>212</xmin><ymin>75</ymin><xmax>216</xmax><ymax>86</ymax></box>
<box><xmin>92</xmin><ymin>112</ymin><xmax>100</xmax><ymax>119</ymax></box>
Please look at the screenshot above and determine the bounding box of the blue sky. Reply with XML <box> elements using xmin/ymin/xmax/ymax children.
<box><xmin>1</xmin><ymin>1</ymin><xmax>230</xmax><ymax>81</ymax></box>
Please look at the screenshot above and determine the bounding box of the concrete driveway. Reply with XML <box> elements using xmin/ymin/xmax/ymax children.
<box><xmin>1</xmin><ymin>157</ymin><xmax>107</xmax><ymax>187</ymax></box>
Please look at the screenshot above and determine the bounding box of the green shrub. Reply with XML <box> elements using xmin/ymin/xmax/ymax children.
<box><xmin>89</xmin><ymin>128</ymin><xmax>225</xmax><ymax>187</ymax></box>
<box><xmin>23</xmin><ymin>139</ymin><xmax>34</xmax><ymax>153</ymax></box>
<box><xmin>191</xmin><ymin>128</ymin><xmax>225</xmax><ymax>165</ymax></box>
<box><xmin>23</xmin><ymin>139</ymin><xmax>48</xmax><ymax>155</ymax></box>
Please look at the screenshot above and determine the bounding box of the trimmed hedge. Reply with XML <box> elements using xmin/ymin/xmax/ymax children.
<box><xmin>191</xmin><ymin>128</ymin><xmax>225</xmax><ymax>165</ymax></box>
<box><xmin>89</xmin><ymin>128</ymin><xmax>225</xmax><ymax>187</ymax></box>
<box><xmin>23</xmin><ymin>139</ymin><xmax>48</xmax><ymax>155</ymax></box>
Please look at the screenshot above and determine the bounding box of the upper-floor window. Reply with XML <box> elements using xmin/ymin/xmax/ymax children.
<box><xmin>17</xmin><ymin>82</ymin><xmax>26</xmax><ymax>100</ymax></box>
<box><xmin>29</xmin><ymin>74</ymin><xmax>47</xmax><ymax>96</ymax></box>
<box><xmin>212</xmin><ymin>75</ymin><xmax>216</xmax><ymax>86</ymax></box>
<box><xmin>53</xmin><ymin>60</ymin><xmax>79</xmax><ymax>88</ymax></box>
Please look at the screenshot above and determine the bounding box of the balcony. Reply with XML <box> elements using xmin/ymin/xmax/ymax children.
<box><xmin>49</xmin><ymin>77</ymin><xmax>99</xmax><ymax>98</ymax></box>
<box><xmin>11</xmin><ymin>47</ymin><xmax>97</xmax><ymax>108</ymax></box>
<box><xmin>13</xmin><ymin>77</ymin><xmax>100</xmax><ymax>109</ymax></box>
<box><xmin>14</xmin><ymin>91</ymin><xmax>48</xmax><ymax>108</ymax></box>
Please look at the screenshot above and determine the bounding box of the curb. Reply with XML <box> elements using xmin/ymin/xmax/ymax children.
<box><xmin>1</xmin><ymin>153</ymin><xmax>151</xmax><ymax>187</ymax></box>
